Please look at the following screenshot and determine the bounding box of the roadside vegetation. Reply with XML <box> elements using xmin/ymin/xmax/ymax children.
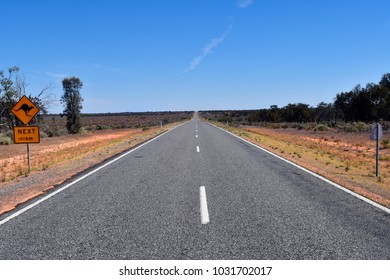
<box><xmin>206</xmin><ymin>121</ymin><xmax>390</xmax><ymax>208</ymax></box>
<box><xmin>200</xmin><ymin>72</ymin><xmax>390</xmax><ymax>128</ymax></box>
<box><xmin>1</xmin><ymin>66</ymin><xmax>52</xmax><ymax>131</ymax></box>
<box><xmin>39</xmin><ymin>111</ymin><xmax>193</xmax><ymax>138</ymax></box>
<box><xmin>199</xmin><ymin>72</ymin><xmax>390</xmax><ymax>208</ymax></box>
<box><xmin>61</xmin><ymin>76</ymin><xmax>84</xmax><ymax>134</ymax></box>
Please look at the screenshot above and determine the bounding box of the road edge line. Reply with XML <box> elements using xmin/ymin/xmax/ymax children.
<box><xmin>208</xmin><ymin>122</ymin><xmax>390</xmax><ymax>215</ymax></box>
<box><xmin>0</xmin><ymin>121</ymin><xmax>189</xmax><ymax>226</ymax></box>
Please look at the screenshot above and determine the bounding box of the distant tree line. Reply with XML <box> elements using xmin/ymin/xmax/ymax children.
<box><xmin>334</xmin><ymin>73</ymin><xmax>390</xmax><ymax>122</ymax></box>
<box><xmin>76</xmin><ymin>111</ymin><xmax>195</xmax><ymax>117</ymax></box>
<box><xmin>200</xmin><ymin>72</ymin><xmax>390</xmax><ymax>124</ymax></box>
<box><xmin>2</xmin><ymin>66</ymin><xmax>194</xmax><ymax>138</ymax></box>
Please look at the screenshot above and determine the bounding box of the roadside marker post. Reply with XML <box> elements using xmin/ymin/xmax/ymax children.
<box><xmin>11</xmin><ymin>96</ymin><xmax>40</xmax><ymax>173</ymax></box>
<box><xmin>370</xmin><ymin>123</ymin><xmax>383</xmax><ymax>177</ymax></box>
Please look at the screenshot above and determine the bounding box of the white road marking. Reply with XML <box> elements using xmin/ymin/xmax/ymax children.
<box><xmin>197</xmin><ymin>146</ymin><xmax>200</xmax><ymax>152</ymax></box>
<box><xmin>196</xmin><ymin>135</ymin><xmax>198</xmax><ymax>138</ymax></box>
<box><xmin>209</xmin><ymin>123</ymin><xmax>390</xmax><ymax>214</ymax></box>
<box><xmin>200</xmin><ymin>186</ymin><xmax>210</xmax><ymax>224</ymax></box>
<box><xmin>0</xmin><ymin>122</ymin><xmax>189</xmax><ymax>226</ymax></box>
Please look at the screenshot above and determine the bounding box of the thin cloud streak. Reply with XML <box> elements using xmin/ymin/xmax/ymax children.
<box><xmin>185</xmin><ymin>25</ymin><xmax>233</xmax><ymax>73</ymax></box>
<box><xmin>45</xmin><ymin>72</ymin><xmax>67</xmax><ymax>80</ymax></box>
<box><xmin>237</xmin><ymin>0</ymin><xmax>254</xmax><ymax>8</ymax></box>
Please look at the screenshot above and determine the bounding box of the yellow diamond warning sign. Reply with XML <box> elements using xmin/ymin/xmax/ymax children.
<box><xmin>11</xmin><ymin>95</ymin><xmax>40</xmax><ymax>125</ymax></box>
<box><xmin>13</xmin><ymin>126</ymin><xmax>40</xmax><ymax>144</ymax></box>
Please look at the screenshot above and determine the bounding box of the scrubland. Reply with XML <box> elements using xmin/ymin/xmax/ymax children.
<box><xmin>212</xmin><ymin>122</ymin><xmax>390</xmax><ymax>208</ymax></box>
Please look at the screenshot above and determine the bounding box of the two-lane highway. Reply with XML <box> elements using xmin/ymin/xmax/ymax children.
<box><xmin>1</xmin><ymin>117</ymin><xmax>390</xmax><ymax>259</ymax></box>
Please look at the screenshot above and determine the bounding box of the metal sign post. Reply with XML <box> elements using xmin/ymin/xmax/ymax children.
<box><xmin>11</xmin><ymin>96</ymin><xmax>40</xmax><ymax>174</ymax></box>
<box><xmin>370</xmin><ymin>123</ymin><xmax>383</xmax><ymax>177</ymax></box>
<box><xmin>27</xmin><ymin>143</ymin><xmax>31</xmax><ymax>173</ymax></box>
<box><xmin>376</xmin><ymin>124</ymin><xmax>379</xmax><ymax>177</ymax></box>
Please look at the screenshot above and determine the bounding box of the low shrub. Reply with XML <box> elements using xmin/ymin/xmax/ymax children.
<box><xmin>339</xmin><ymin>122</ymin><xmax>371</xmax><ymax>132</ymax></box>
<box><xmin>315</xmin><ymin>124</ymin><xmax>330</xmax><ymax>131</ymax></box>
<box><xmin>43</xmin><ymin>127</ymin><xmax>67</xmax><ymax>137</ymax></box>
<box><xmin>96</xmin><ymin>124</ymin><xmax>111</xmax><ymax>130</ymax></box>
<box><xmin>40</xmin><ymin>131</ymin><xmax>48</xmax><ymax>138</ymax></box>
<box><xmin>0</xmin><ymin>133</ymin><xmax>13</xmax><ymax>145</ymax></box>
<box><xmin>382</xmin><ymin>139</ymin><xmax>390</xmax><ymax>149</ymax></box>
<box><xmin>380</xmin><ymin>121</ymin><xmax>390</xmax><ymax>131</ymax></box>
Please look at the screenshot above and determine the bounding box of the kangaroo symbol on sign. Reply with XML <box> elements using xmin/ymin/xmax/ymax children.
<box><xmin>14</xmin><ymin>103</ymin><xmax>35</xmax><ymax>117</ymax></box>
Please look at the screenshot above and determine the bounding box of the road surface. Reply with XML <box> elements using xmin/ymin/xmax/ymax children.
<box><xmin>1</xmin><ymin>117</ymin><xmax>390</xmax><ymax>259</ymax></box>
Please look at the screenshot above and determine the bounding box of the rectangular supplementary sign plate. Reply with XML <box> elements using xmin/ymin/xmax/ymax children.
<box><xmin>13</xmin><ymin>126</ymin><xmax>40</xmax><ymax>144</ymax></box>
<box><xmin>370</xmin><ymin>124</ymin><xmax>383</xmax><ymax>141</ymax></box>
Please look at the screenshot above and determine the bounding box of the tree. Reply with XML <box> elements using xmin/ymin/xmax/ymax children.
<box><xmin>378</xmin><ymin>73</ymin><xmax>390</xmax><ymax>120</ymax></box>
<box><xmin>1</xmin><ymin>66</ymin><xmax>51</xmax><ymax>130</ymax></box>
<box><xmin>334</xmin><ymin>81</ymin><xmax>388</xmax><ymax>122</ymax></box>
<box><xmin>282</xmin><ymin>103</ymin><xmax>314</xmax><ymax>122</ymax></box>
<box><xmin>0</xmin><ymin>67</ymin><xmax>20</xmax><ymax>129</ymax></box>
<box><xmin>350</xmin><ymin>85</ymin><xmax>373</xmax><ymax>122</ymax></box>
<box><xmin>379</xmin><ymin>73</ymin><xmax>390</xmax><ymax>89</ymax></box>
<box><xmin>61</xmin><ymin>77</ymin><xmax>83</xmax><ymax>134</ymax></box>
<box><xmin>269</xmin><ymin>105</ymin><xmax>281</xmax><ymax>122</ymax></box>
<box><xmin>315</xmin><ymin>102</ymin><xmax>335</xmax><ymax>123</ymax></box>
<box><xmin>334</xmin><ymin>91</ymin><xmax>354</xmax><ymax>122</ymax></box>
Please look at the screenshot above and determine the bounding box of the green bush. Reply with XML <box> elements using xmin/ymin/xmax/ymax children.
<box><xmin>355</xmin><ymin>122</ymin><xmax>371</xmax><ymax>132</ymax></box>
<box><xmin>43</xmin><ymin>127</ymin><xmax>67</xmax><ymax>137</ymax></box>
<box><xmin>5</xmin><ymin>130</ymin><xmax>13</xmax><ymax>138</ymax></box>
<box><xmin>339</xmin><ymin>122</ymin><xmax>371</xmax><ymax>132</ymax></box>
<box><xmin>0</xmin><ymin>133</ymin><xmax>13</xmax><ymax>145</ymax></box>
<box><xmin>382</xmin><ymin>139</ymin><xmax>390</xmax><ymax>149</ymax></box>
<box><xmin>40</xmin><ymin>131</ymin><xmax>48</xmax><ymax>138</ymax></box>
<box><xmin>96</xmin><ymin>124</ymin><xmax>111</xmax><ymax>130</ymax></box>
<box><xmin>315</xmin><ymin>124</ymin><xmax>330</xmax><ymax>131</ymax></box>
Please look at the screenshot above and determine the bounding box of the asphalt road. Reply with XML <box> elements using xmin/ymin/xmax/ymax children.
<box><xmin>1</xmin><ymin>117</ymin><xmax>390</xmax><ymax>259</ymax></box>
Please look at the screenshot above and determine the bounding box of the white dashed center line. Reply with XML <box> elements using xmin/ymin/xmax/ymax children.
<box><xmin>199</xmin><ymin>186</ymin><xmax>210</xmax><ymax>224</ymax></box>
<box><xmin>196</xmin><ymin>146</ymin><xmax>200</xmax><ymax>152</ymax></box>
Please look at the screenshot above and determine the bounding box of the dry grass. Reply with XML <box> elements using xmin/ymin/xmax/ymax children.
<box><xmin>212</xmin><ymin>122</ymin><xmax>390</xmax><ymax>208</ymax></box>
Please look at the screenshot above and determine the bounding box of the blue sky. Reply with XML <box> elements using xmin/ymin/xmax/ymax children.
<box><xmin>1</xmin><ymin>0</ymin><xmax>390</xmax><ymax>113</ymax></box>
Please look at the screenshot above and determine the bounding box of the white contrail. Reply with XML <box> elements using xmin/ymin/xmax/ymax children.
<box><xmin>185</xmin><ymin>25</ymin><xmax>232</xmax><ymax>73</ymax></box>
<box><xmin>237</xmin><ymin>0</ymin><xmax>254</xmax><ymax>8</ymax></box>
